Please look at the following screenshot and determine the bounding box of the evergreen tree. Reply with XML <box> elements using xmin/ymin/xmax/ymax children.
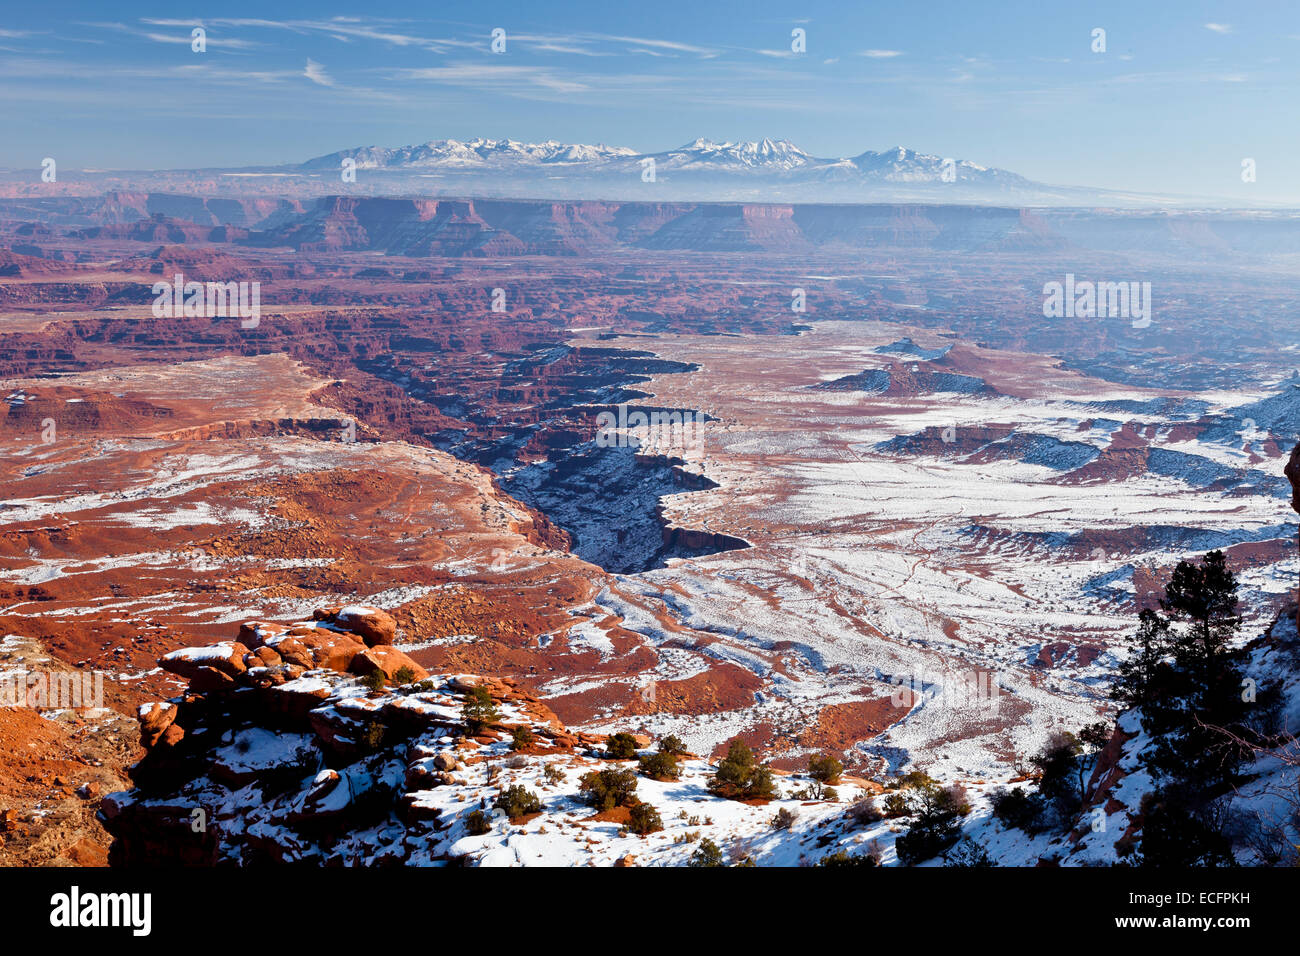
<box><xmin>1161</xmin><ymin>550</ymin><xmax>1241</xmax><ymax>692</ymax></box>
<box><xmin>1132</xmin><ymin>791</ymin><xmax>1235</xmax><ymax>867</ymax></box>
<box><xmin>1112</xmin><ymin>608</ymin><xmax>1171</xmax><ymax>708</ymax></box>
<box><xmin>579</xmin><ymin>768</ymin><xmax>638</xmax><ymax>810</ymax></box>
<box><xmin>708</xmin><ymin>739</ymin><xmax>777</xmax><ymax>800</ymax></box>
<box><xmin>461</xmin><ymin>685</ymin><xmax>499</xmax><ymax>735</ymax></box>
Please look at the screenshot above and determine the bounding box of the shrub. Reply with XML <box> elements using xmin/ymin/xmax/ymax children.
<box><xmin>881</xmin><ymin>792</ymin><xmax>913</xmax><ymax>819</ymax></box>
<box><xmin>542</xmin><ymin>763</ymin><xmax>565</xmax><ymax>786</ymax></box>
<box><xmin>894</xmin><ymin>770</ymin><xmax>939</xmax><ymax>791</ymax></box>
<box><xmin>938</xmin><ymin>783</ymin><xmax>971</xmax><ymax>816</ymax></box>
<box><xmin>816</xmin><ymin>848</ymin><xmax>879</xmax><ymax>867</ymax></box>
<box><xmin>494</xmin><ymin>784</ymin><xmax>542</xmax><ymax>820</ymax></box>
<box><xmin>638</xmin><ymin>750</ymin><xmax>681</xmax><ymax>781</ymax></box>
<box><xmin>990</xmin><ymin>786</ymin><xmax>1045</xmax><ymax>833</ymax></box>
<box><xmin>808</xmin><ymin>753</ymin><xmax>843</xmax><ymax>785</ymax></box>
<box><xmin>847</xmin><ymin>797</ymin><xmax>884</xmax><ymax>826</ymax></box>
<box><xmin>510</xmin><ymin>726</ymin><xmax>536</xmax><ymax>751</ymax></box>
<box><xmin>708</xmin><ymin>740</ymin><xmax>777</xmax><ymax>801</ymax></box>
<box><xmin>943</xmin><ymin>838</ymin><xmax>993</xmax><ymax>867</ymax></box>
<box><xmin>626</xmin><ymin>802</ymin><xmax>664</xmax><ymax>835</ymax></box>
<box><xmin>605</xmin><ymin>732</ymin><xmax>640</xmax><ymax>759</ymax></box>
<box><xmin>1133</xmin><ymin>792</ymin><xmax>1234</xmax><ymax>867</ymax></box>
<box><xmin>659</xmin><ymin>735</ymin><xmax>689</xmax><ymax>756</ymax></box>
<box><xmin>392</xmin><ymin>666</ymin><xmax>417</xmax><ymax>686</ymax></box>
<box><xmin>771</xmin><ymin>807</ymin><xmax>797</xmax><ymax>830</ymax></box>
<box><xmin>688</xmin><ymin>838</ymin><xmax>726</xmax><ymax>867</ymax></box>
<box><xmin>461</xmin><ymin>685</ymin><xmax>500</xmax><ymax>735</ymax></box>
<box><xmin>895</xmin><ymin>786</ymin><xmax>964</xmax><ymax>865</ymax></box>
<box><xmin>895</xmin><ymin>816</ymin><xmax>962</xmax><ymax>865</ymax></box>
<box><xmin>464</xmin><ymin>809</ymin><xmax>491</xmax><ymax>835</ymax></box>
<box><xmin>359</xmin><ymin>670</ymin><xmax>387</xmax><ymax>693</ymax></box>
<box><xmin>357</xmin><ymin>721</ymin><xmax>385</xmax><ymax>751</ymax></box>
<box><xmin>823</xmin><ymin>786</ymin><xmax>838</xmax><ymax>803</ymax></box>
<box><xmin>579</xmin><ymin>768</ymin><xmax>638</xmax><ymax>810</ymax></box>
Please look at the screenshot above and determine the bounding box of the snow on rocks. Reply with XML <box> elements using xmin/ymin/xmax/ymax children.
<box><xmin>104</xmin><ymin>614</ymin><xmax>897</xmax><ymax>866</ymax></box>
<box><xmin>315</xmin><ymin>605</ymin><xmax>398</xmax><ymax>646</ymax></box>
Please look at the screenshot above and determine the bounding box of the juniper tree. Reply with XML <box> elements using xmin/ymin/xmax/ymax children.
<box><xmin>461</xmin><ymin>685</ymin><xmax>499</xmax><ymax>735</ymax></box>
<box><xmin>1160</xmin><ymin>550</ymin><xmax>1241</xmax><ymax>686</ymax></box>
<box><xmin>708</xmin><ymin>739</ymin><xmax>777</xmax><ymax>800</ymax></box>
<box><xmin>1112</xmin><ymin>608</ymin><xmax>1172</xmax><ymax>708</ymax></box>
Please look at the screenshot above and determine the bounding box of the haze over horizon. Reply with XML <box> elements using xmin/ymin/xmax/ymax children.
<box><xmin>2</xmin><ymin>1</ymin><xmax>1299</xmax><ymax>203</ymax></box>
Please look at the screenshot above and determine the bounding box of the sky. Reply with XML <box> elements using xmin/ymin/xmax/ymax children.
<box><xmin>1</xmin><ymin>0</ymin><xmax>1298</xmax><ymax>202</ymax></box>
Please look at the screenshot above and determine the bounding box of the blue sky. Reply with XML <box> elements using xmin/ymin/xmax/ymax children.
<box><xmin>2</xmin><ymin>1</ymin><xmax>1298</xmax><ymax>201</ymax></box>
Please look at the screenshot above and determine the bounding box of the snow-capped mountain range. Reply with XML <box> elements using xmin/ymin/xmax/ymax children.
<box><xmin>6</xmin><ymin>136</ymin><xmax>1246</xmax><ymax>206</ymax></box>
<box><xmin>301</xmin><ymin>136</ymin><xmax>1028</xmax><ymax>188</ymax></box>
<box><xmin>286</xmin><ymin>136</ymin><xmax>1210</xmax><ymax>204</ymax></box>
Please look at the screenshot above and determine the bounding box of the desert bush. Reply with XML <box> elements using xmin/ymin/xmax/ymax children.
<box><xmin>943</xmin><ymin>838</ymin><xmax>993</xmax><ymax>867</ymax></box>
<box><xmin>392</xmin><ymin>666</ymin><xmax>417</xmax><ymax>686</ymax></box>
<box><xmin>579</xmin><ymin>768</ymin><xmax>638</xmax><ymax>810</ymax></box>
<box><xmin>808</xmin><ymin>753</ymin><xmax>843</xmax><ymax>785</ymax></box>
<box><xmin>464</xmin><ymin>809</ymin><xmax>491</xmax><ymax>835</ymax></box>
<box><xmin>847</xmin><ymin>797</ymin><xmax>884</xmax><ymax>826</ymax></box>
<box><xmin>688</xmin><ymin>838</ymin><xmax>725</xmax><ymax>867</ymax></box>
<box><xmin>359</xmin><ymin>670</ymin><xmax>386</xmax><ymax>693</ymax></box>
<box><xmin>881</xmin><ymin>792</ymin><xmax>913</xmax><ymax>819</ymax></box>
<box><xmin>895</xmin><ymin>785</ymin><xmax>964</xmax><ymax>865</ymax></box>
<box><xmin>510</xmin><ymin>726</ymin><xmax>536</xmax><ymax>751</ymax></box>
<box><xmin>708</xmin><ymin>740</ymin><xmax>777</xmax><ymax>801</ymax></box>
<box><xmin>816</xmin><ymin>847</ymin><xmax>879</xmax><ymax>867</ymax></box>
<box><xmin>494</xmin><ymin>784</ymin><xmax>542</xmax><ymax>820</ymax></box>
<box><xmin>638</xmin><ymin>750</ymin><xmax>681</xmax><ymax>781</ymax></box>
<box><xmin>771</xmin><ymin>807</ymin><xmax>797</xmax><ymax>830</ymax></box>
<box><xmin>605</xmin><ymin>732</ymin><xmax>640</xmax><ymax>759</ymax></box>
<box><xmin>938</xmin><ymin>783</ymin><xmax>971</xmax><ymax>816</ymax></box>
<box><xmin>1133</xmin><ymin>790</ymin><xmax>1234</xmax><ymax>867</ymax></box>
<box><xmin>990</xmin><ymin>786</ymin><xmax>1045</xmax><ymax>833</ymax></box>
<box><xmin>357</xmin><ymin>721</ymin><xmax>385</xmax><ymax>751</ymax></box>
<box><xmin>892</xmin><ymin>770</ymin><xmax>940</xmax><ymax>791</ymax></box>
<box><xmin>461</xmin><ymin>685</ymin><xmax>500</xmax><ymax>735</ymax></box>
<box><xmin>626</xmin><ymin>802</ymin><xmax>664</xmax><ymax>835</ymax></box>
<box><xmin>659</xmin><ymin>734</ymin><xmax>689</xmax><ymax>756</ymax></box>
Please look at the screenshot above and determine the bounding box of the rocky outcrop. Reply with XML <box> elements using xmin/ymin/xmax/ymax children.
<box><xmin>1286</xmin><ymin>441</ymin><xmax>1299</xmax><ymax>520</ymax></box>
<box><xmin>101</xmin><ymin>612</ymin><xmax>593</xmax><ymax>864</ymax></box>
<box><xmin>101</xmin><ymin>611</ymin><xmax>886</xmax><ymax>867</ymax></box>
<box><xmin>1287</xmin><ymin>442</ymin><xmax>1300</xmax><ymax>627</ymax></box>
<box><xmin>314</xmin><ymin>605</ymin><xmax>397</xmax><ymax>646</ymax></box>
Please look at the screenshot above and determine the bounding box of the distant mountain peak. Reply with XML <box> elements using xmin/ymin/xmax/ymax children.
<box><xmin>292</xmin><ymin>135</ymin><xmax>1059</xmax><ymax>202</ymax></box>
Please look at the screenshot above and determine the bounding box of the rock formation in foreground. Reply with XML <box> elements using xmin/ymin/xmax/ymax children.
<box><xmin>1288</xmin><ymin>441</ymin><xmax>1300</xmax><ymax>627</ymax></box>
<box><xmin>102</xmin><ymin>608</ymin><xmax>882</xmax><ymax>866</ymax></box>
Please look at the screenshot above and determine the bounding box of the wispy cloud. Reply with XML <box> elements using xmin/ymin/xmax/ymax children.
<box><xmin>394</xmin><ymin>63</ymin><xmax>590</xmax><ymax>95</ymax></box>
<box><xmin>1204</xmin><ymin>23</ymin><xmax>1233</xmax><ymax>34</ymax></box>
<box><xmin>588</xmin><ymin>34</ymin><xmax>717</xmax><ymax>56</ymax></box>
<box><xmin>82</xmin><ymin>21</ymin><xmax>262</xmax><ymax>50</ymax></box>
<box><xmin>860</xmin><ymin>49</ymin><xmax>903</xmax><ymax>58</ymax></box>
<box><xmin>513</xmin><ymin>35</ymin><xmax>612</xmax><ymax>57</ymax></box>
<box><xmin>142</xmin><ymin>16</ymin><xmax>479</xmax><ymax>53</ymax></box>
<box><xmin>303</xmin><ymin>59</ymin><xmax>334</xmax><ymax>87</ymax></box>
